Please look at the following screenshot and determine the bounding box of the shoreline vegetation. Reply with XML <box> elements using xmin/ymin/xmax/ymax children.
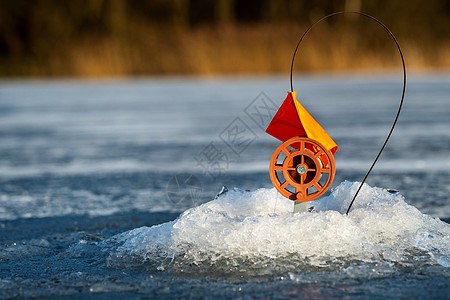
<box><xmin>1</xmin><ymin>1</ymin><xmax>449</xmax><ymax>78</ymax></box>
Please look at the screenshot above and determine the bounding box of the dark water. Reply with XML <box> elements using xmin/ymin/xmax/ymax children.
<box><xmin>0</xmin><ymin>73</ymin><xmax>449</xmax><ymax>298</ymax></box>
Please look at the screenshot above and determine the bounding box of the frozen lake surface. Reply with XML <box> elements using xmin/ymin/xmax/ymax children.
<box><xmin>0</xmin><ymin>73</ymin><xmax>449</xmax><ymax>298</ymax></box>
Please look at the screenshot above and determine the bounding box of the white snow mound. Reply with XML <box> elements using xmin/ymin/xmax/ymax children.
<box><xmin>106</xmin><ymin>181</ymin><xmax>450</xmax><ymax>275</ymax></box>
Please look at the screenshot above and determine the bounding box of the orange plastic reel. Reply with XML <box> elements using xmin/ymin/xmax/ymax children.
<box><xmin>269</xmin><ymin>136</ymin><xmax>336</xmax><ymax>202</ymax></box>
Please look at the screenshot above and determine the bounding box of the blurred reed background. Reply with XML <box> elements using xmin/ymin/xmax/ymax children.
<box><xmin>0</xmin><ymin>0</ymin><xmax>449</xmax><ymax>77</ymax></box>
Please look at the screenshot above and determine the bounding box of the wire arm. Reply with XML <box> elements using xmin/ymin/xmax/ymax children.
<box><xmin>289</xmin><ymin>11</ymin><xmax>407</xmax><ymax>215</ymax></box>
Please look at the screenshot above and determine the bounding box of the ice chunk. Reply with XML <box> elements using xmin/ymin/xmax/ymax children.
<box><xmin>105</xmin><ymin>181</ymin><xmax>450</xmax><ymax>276</ymax></box>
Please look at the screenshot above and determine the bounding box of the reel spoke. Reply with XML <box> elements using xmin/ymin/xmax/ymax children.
<box><xmin>273</xmin><ymin>164</ymin><xmax>283</xmax><ymax>171</ymax></box>
<box><xmin>281</xmin><ymin>147</ymin><xmax>291</xmax><ymax>157</ymax></box>
<box><xmin>314</xmin><ymin>182</ymin><xmax>323</xmax><ymax>191</ymax></box>
<box><xmin>299</xmin><ymin>141</ymin><xmax>305</xmax><ymax>151</ymax></box>
<box><xmin>314</xmin><ymin>150</ymin><xmax>325</xmax><ymax>157</ymax></box>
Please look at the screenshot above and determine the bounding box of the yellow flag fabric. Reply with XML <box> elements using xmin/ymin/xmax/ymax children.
<box><xmin>291</xmin><ymin>91</ymin><xmax>338</xmax><ymax>154</ymax></box>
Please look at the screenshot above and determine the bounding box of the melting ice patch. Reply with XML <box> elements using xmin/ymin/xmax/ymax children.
<box><xmin>105</xmin><ymin>181</ymin><xmax>450</xmax><ymax>277</ymax></box>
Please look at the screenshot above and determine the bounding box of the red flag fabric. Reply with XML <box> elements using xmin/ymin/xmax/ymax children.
<box><xmin>265</xmin><ymin>92</ymin><xmax>307</xmax><ymax>142</ymax></box>
<box><xmin>266</xmin><ymin>91</ymin><xmax>338</xmax><ymax>155</ymax></box>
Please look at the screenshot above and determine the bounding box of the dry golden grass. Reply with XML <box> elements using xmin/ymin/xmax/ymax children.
<box><xmin>3</xmin><ymin>24</ymin><xmax>450</xmax><ymax>77</ymax></box>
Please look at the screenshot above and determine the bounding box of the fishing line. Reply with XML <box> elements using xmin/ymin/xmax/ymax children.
<box><xmin>289</xmin><ymin>11</ymin><xmax>407</xmax><ymax>215</ymax></box>
<box><xmin>274</xmin><ymin>192</ymin><xmax>279</xmax><ymax>214</ymax></box>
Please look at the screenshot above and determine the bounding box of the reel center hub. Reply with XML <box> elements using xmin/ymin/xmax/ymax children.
<box><xmin>296</xmin><ymin>164</ymin><xmax>307</xmax><ymax>175</ymax></box>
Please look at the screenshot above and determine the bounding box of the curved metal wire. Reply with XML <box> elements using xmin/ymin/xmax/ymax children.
<box><xmin>289</xmin><ymin>11</ymin><xmax>407</xmax><ymax>215</ymax></box>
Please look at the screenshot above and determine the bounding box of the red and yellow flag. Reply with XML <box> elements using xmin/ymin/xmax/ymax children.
<box><xmin>266</xmin><ymin>91</ymin><xmax>338</xmax><ymax>154</ymax></box>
